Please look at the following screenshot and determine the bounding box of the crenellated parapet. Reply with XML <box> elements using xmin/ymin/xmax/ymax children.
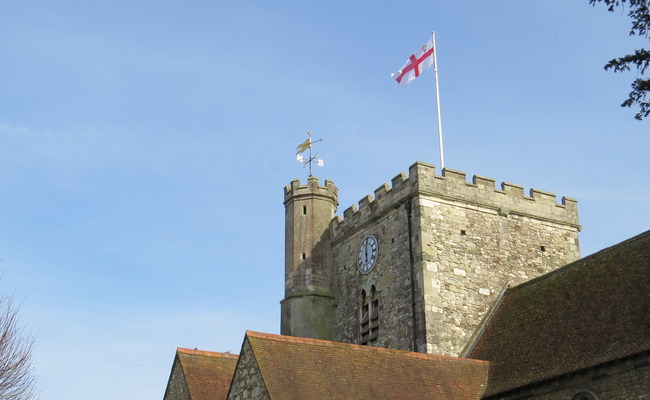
<box><xmin>331</xmin><ymin>161</ymin><xmax>579</xmax><ymax>239</ymax></box>
<box><xmin>284</xmin><ymin>176</ymin><xmax>339</xmax><ymax>206</ymax></box>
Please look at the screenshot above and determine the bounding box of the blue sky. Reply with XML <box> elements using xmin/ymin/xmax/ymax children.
<box><xmin>0</xmin><ymin>1</ymin><xmax>648</xmax><ymax>399</ymax></box>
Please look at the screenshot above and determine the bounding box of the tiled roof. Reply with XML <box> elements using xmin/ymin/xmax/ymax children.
<box><xmin>245</xmin><ymin>330</ymin><xmax>489</xmax><ymax>400</ymax></box>
<box><xmin>176</xmin><ymin>347</ymin><xmax>238</xmax><ymax>400</ymax></box>
<box><xmin>469</xmin><ymin>230</ymin><xmax>650</xmax><ymax>396</ymax></box>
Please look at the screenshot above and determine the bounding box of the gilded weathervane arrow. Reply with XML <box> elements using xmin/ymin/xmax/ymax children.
<box><xmin>295</xmin><ymin>131</ymin><xmax>324</xmax><ymax>177</ymax></box>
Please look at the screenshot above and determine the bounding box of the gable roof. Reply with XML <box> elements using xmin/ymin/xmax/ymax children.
<box><xmin>469</xmin><ymin>230</ymin><xmax>650</xmax><ymax>396</ymax></box>
<box><xmin>244</xmin><ymin>330</ymin><xmax>489</xmax><ymax>400</ymax></box>
<box><xmin>171</xmin><ymin>347</ymin><xmax>238</xmax><ymax>400</ymax></box>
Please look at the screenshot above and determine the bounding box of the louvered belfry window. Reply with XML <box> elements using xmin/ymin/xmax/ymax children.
<box><xmin>360</xmin><ymin>285</ymin><xmax>379</xmax><ymax>345</ymax></box>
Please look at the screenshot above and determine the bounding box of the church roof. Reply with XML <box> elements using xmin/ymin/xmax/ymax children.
<box><xmin>244</xmin><ymin>330</ymin><xmax>489</xmax><ymax>400</ymax></box>
<box><xmin>469</xmin><ymin>230</ymin><xmax>650</xmax><ymax>396</ymax></box>
<box><xmin>172</xmin><ymin>347</ymin><xmax>238</xmax><ymax>400</ymax></box>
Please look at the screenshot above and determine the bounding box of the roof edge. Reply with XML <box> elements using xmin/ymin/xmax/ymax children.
<box><xmin>462</xmin><ymin>282</ymin><xmax>510</xmax><ymax>358</ymax></box>
<box><xmin>177</xmin><ymin>347</ymin><xmax>239</xmax><ymax>359</ymax></box>
<box><xmin>245</xmin><ymin>330</ymin><xmax>489</xmax><ymax>366</ymax></box>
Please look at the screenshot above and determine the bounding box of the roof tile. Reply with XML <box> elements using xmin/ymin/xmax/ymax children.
<box><xmin>176</xmin><ymin>347</ymin><xmax>238</xmax><ymax>400</ymax></box>
<box><xmin>245</xmin><ymin>331</ymin><xmax>489</xmax><ymax>400</ymax></box>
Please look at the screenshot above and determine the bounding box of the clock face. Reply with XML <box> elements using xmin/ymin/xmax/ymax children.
<box><xmin>358</xmin><ymin>235</ymin><xmax>378</xmax><ymax>274</ymax></box>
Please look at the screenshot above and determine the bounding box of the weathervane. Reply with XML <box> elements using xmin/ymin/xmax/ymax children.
<box><xmin>295</xmin><ymin>131</ymin><xmax>324</xmax><ymax>177</ymax></box>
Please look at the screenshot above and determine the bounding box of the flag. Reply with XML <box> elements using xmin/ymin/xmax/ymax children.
<box><xmin>296</xmin><ymin>138</ymin><xmax>311</xmax><ymax>155</ymax></box>
<box><xmin>391</xmin><ymin>38</ymin><xmax>434</xmax><ymax>87</ymax></box>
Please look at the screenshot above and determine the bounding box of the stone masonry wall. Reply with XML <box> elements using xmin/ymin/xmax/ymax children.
<box><xmin>329</xmin><ymin>162</ymin><xmax>580</xmax><ymax>356</ymax></box>
<box><xmin>281</xmin><ymin>177</ymin><xmax>338</xmax><ymax>339</ymax></box>
<box><xmin>331</xmin><ymin>202</ymin><xmax>418</xmax><ymax>351</ymax></box>
<box><xmin>491</xmin><ymin>354</ymin><xmax>650</xmax><ymax>400</ymax></box>
<box><xmin>283</xmin><ymin>177</ymin><xmax>338</xmax><ymax>298</ymax></box>
<box><xmin>227</xmin><ymin>340</ymin><xmax>270</xmax><ymax>400</ymax></box>
<box><xmin>533</xmin><ymin>365</ymin><xmax>650</xmax><ymax>400</ymax></box>
<box><xmin>163</xmin><ymin>357</ymin><xmax>190</xmax><ymax>400</ymax></box>
<box><xmin>417</xmin><ymin>194</ymin><xmax>580</xmax><ymax>356</ymax></box>
<box><xmin>412</xmin><ymin>163</ymin><xmax>580</xmax><ymax>356</ymax></box>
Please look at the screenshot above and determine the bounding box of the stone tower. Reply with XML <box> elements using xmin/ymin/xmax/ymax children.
<box><xmin>280</xmin><ymin>176</ymin><xmax>338</xmax><ymax>340</ymax></box>
<box><xmin>282</xmin><ymin>162</ymin><xmax>581</xmax><ymax>357</ymax></box>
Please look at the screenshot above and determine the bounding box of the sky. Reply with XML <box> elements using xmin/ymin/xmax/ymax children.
<box><xmin>0</xmin><ymin>1</ymin><xmax>648</xmax><ymax>399</ymax></box>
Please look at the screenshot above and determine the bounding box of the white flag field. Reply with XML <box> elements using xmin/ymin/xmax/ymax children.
<box><xmin>390</xmin><ymin>34</ymin><xmax>446</xmax><ymax>170</ymax></box>
<box><xmin>391</xmin><ymin>38</ymin><xmax>434</xmax><ymax>87</ymax></box>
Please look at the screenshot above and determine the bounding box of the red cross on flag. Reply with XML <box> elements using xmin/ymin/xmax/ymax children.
<box><xmin>391</xmin><ymin>38</ymin><xmax>434</xmax><ymax>87</ymax></box>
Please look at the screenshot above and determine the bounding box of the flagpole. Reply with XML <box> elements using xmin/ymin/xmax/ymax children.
<box><xmin>432</xmin><ymin>31</ymin><xmax>445</xmax><ymax>170</ymax></box>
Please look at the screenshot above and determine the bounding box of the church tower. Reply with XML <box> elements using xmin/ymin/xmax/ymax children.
<box><xmin>280</xmin><ymin>176</ymin><xmax>338</xmax><ymax>340</ymax></box>
<box><xmin>281</xmin><ymin>162</ymin><xmax>580</xmax><ymax>358</ymax></box>
<box><xmin>327</xmin><ymin>162</ymin><xmax>580</xmax><ymax>356</ymax></box>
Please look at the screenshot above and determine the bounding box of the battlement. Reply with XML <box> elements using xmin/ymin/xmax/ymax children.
<box><xmin>284</xmin><ymin>176</ymin><xmax>339</xmax><ymax>206</ymax></box>
<box><xmin>331</xmin><ymin>162</ymin><xmax>579</xmax><ymax>238</ymax></box>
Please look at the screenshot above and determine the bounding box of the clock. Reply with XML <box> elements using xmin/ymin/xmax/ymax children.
<box><xmin>358</xmin><ymin>235</ymin><xmax>378</xmax><ymax>274</ymax></box>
